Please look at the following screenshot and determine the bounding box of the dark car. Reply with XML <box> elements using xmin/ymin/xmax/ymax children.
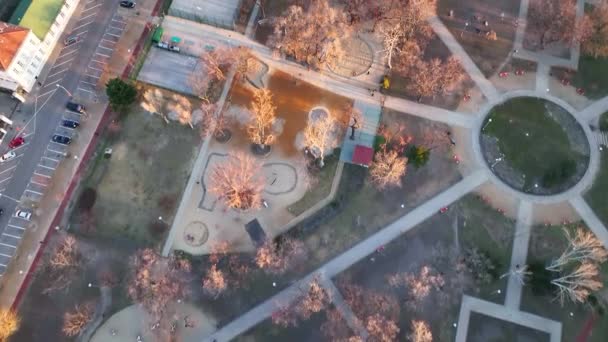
<box><xmin>8</xmin><ymin>136</ymin><xmax>24</xmax><ymax>149</ymax></box>
<box><xmin>62</xmin><ymin>120</ymin><xmax>79</xmax><ymax>129</ymax></box>
<box><xmin>120</xmin><ymin>1</ymin><xmax>135</xmax><ymax>8</ymax></box>
<box><xmin>52</xmin><ymin>135</ymin><xmax>71</xmax><ymax>145</ymax></box>
<box><xmin>66</xmin><ymin>102</ymin><xmax>85</xmax><ymax>114</ymax></box>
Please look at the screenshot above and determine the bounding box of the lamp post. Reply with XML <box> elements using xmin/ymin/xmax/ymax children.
<box><xmin>56</xmin><ymin>84</ymin><xmax>72</xmax><ymax>97</ymax></box>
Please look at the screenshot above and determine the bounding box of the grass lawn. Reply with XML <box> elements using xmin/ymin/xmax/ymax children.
<box><xmin>10</xmin><ymin>0</ymin><xmax>64</xmax><ymax>39</ymax></box>
<box><xmin>234</xmin><ymin>308</ymin><xmax>332</xmax><ymax>342</ymax></box>
<box><xmin>553</xmin><ymin>56</ymin><xmax>608</xmax><ymax>100</ymax></box>
<box><xmin>599</xmin><ymin>111</ymin><xmax>608</xmax><ymax>132</ymax></box>
<box><xmin>522</xmin><ymin>223</ymin><xmax>608</xmax><ymax>342</ymax></box>
<box><xmin>70</xmin><ymin>87</ymin><xmax>202</xmax><ymax>245</ymax></box>
<box><xmin>483</xmin><ymin>97</ymin><xmax>587</xmax><ymax>190</ymax></box>
<box><xmin>287</xmin><ymin>153</ymin><xmax>340</xmax><ymax>216</ymax></box>
<box><xmin>584</xmin><ymin>149</ymin><xmax>608</xmax><ymax>228</ymax></box>
<box><xmin>467</xmin><ymin>312</ymin><xmax>551</xmax><ymax>342</ymax></box>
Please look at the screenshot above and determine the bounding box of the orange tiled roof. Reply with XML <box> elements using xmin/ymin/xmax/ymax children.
<box><xmin>0</xmin><ymin>22</ymin><xmax>29</xmax><ymax>71</ymax></box>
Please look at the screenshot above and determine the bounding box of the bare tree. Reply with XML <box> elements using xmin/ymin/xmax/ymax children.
<box><xmin>167</xmin><ymin>94</ymin><xmax>193</xmax><ymax>128</ymax></box>
<box><xmin>269</xmin><ymin>0</ymin><xmax>350</xmax><ymax>69</ymax></box>
<box><xmin>271</xmin><ymin>278</ymin><xmax>330</xmax><ymax>327</ymax></box>
<box><xmin>202</xmin><ymin>264</ymin><xmax>227</xmax><ymax>298</ymax></box>
<box><xmin>408</xmin><ymin>57</ymin><xmax>464</xmax><ymax>99</ymax></box>
<box><xmin>62</xmin><ymin>302</ymin><xmax>94</xmax><ymax>337</ymax></box>
<box><xmin>366</xmin><ymin>313</ymin><xmax>400</xmax><ymax>342</ymax></box>
<box><xmin>208</xmin><ymin>153</ymin><xmax>265</xmax><ymax>210</ymax></box>
<box><xmin>388</xmin><ymin>265</ymin><xmax>445</xmax><ymax>311</ymax></box>
<box><xmin>247</xmin><ymin>88</ymin><xmax>277</xmax><ymax>148</ymax></box>
<box><xmin>0</xmin><ymin>309</ymin><xmax>19</xmax><ymax>342</ymax></box>
<box><xmin>202</xmin><ymin>242</ymin><xmax>251</xmax><ymax>298</ymax></box>
<box><xmin>369</xmin><ymin>149</ymin><xmax>408</xmax><ymax>190</ymax></box>
<box><xmin>199</xmin><ymin>100</ymin><xmax>234</xmax><ymax>141</ymax></box>
<box><xmin>528</xmin><ymin>0</ymin><xmax>591</xmax><ymax>49</ymax></box>
<box><xmin>44</xmin><ymin>235</ymin><xmax>83</xmax><ymax>294</ymax></box>
<box><xmin>547</xmin><ymin>228</ymin><xmax>608</xmax><ymax>271</ymax></box>
<box><xmin>255</xmin><ymin>238</ymin><xmax>308</xmax><ymax>274</ymax></box>
<box><xmin>303</xmin><ymin>112</ymin><xmax>340</xmax><ymax>166</ymax></box>
<box><xmin>582</xmin><ymin>2</ymin><xmax>608</xmax><ymax>58</ymax></box>
<box><xmin>141</xmin><ymin>88</ymin><xmax>169</xmax><ymax>123</ymax></box>
<box><xmin>408</xmin><ymin>320</ymin><xmax>433</xmax><ymax>342</ymax></box>
<box><xmin>127</xmin><ymin>249</ymin><xmax>191</xmax><ymax>321</ymax></box>
<box><xmin>321</xmin><ymin>308</ymin><xmax>358</xmax><ymax>341</ymax></box>
<box><xmin>552</xmin><ymin>262</ymin><xmax>603</xmax><ymax>305</ymax></box>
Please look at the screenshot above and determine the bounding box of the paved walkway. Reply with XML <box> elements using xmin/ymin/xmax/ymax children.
<box><xmin>570</xmin><ymin>196</ymin><xmax>608</xmax><ymax>250</ymax></box>
<box><xmin>427</xmin><ymin>16</ymin><xmax>499</xmax><ymax>102</ymax></box>
<box><xmin>319</xmin><ymin>274</ymin><xmax>369</xmax><ymax>340</ymax></box>
<box><xmin>455</xmin><ymin>295</ymin><xmax>562</xmax><ymax>342</ymax></box>
<box><xmin>579</xmin><ymin>95</ymin><xmax>608</xmax><ymax>123</ymax></box>
<box><xmin>535</xmin><ymin>63</ymin><xmax>550</xmax><ymax>93</ymax></box>
<box><xmin>204</xmin><ymin>170</ymin><xmax>489</xmax><ymax>341</ymax></box>
<box><xmin>505</xmin><ymin>201</ymin><xmax>532</xmax><ymax>309</ymax></box>
<box><xmin>80</xmin><ymin>286</ymin><xmax>112</xmax><ymax>342</ymax></box>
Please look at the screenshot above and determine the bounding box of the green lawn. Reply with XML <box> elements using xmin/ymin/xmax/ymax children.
<box><xmin>287</xmin><ymin>152</ymin><xmax>340</xmax><ymax>216</ymax></box>
<box><xmin>483</xmin><ymin>97</ymin><xmax>586</xmax><ymax>190</ymax></box>
<box><xmin>10</xmin><ymin>0</ymin><xmax>64</xmax><ymax>39</ymax></box>
<box><xmin>599</xmin><ymin>111</ymin><xmax>608</xmax><ymax>132</ymax></box>
<box><xmin>571</xmin><ymin>55</ymin><xmax>608</xmax><ymax>100</ymax></box>
<box><xmin>584</xmin><ymin>149</ymin><xmax>608</xmax><ymax>225</ymax></box>
<box><xmin>467</xmin><ymin>312</ymin><xmax>551</xmax><ymax>342</ymax></box>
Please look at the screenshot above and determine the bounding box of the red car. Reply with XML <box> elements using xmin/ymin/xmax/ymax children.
<box><xmin>8</xmin><ymin>136</ymin><xmax>24</xmax><ymax>149</ymax></box>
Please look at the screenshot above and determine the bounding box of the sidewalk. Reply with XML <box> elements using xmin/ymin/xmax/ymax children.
<box><xmin>0</xmin><ymin>0</ymin><xmax>162</xmax><ymax>310</ymax></box>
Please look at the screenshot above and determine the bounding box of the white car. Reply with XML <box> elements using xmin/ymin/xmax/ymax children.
<box><xmin>0</xmin><ymin>151</ymin><xmax>15</xmax><ymax>163</ymax></box>
<box><xmin>15</xmin><ymin>210</ymin><xmax>31</xmax><ymax>221</ymax></box>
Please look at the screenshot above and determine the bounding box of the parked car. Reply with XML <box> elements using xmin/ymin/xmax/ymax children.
<box><xmin>64</xmin><ymin>35</ymin><xmax>79</xmax><ymax>46</ymax></box>
<box><xmin>8</xmin><ymin>136</ymin><xmax>24</xmax><ymax>149</ymax></box>
<box><xmin>168</xmin><ymin>45</ymin><xmax>180</xmax><ymax>53</ymax></box>
<box><xmin>0</xmin><ymin>151</ymin><xmax>16</xmax><ymax>163</ymax></box>
<box><xmin>156</xmin><ymin>41</ymin><xmax>180</xmax><ymax>53</ymax></box>
<box><xmin>62</xmin><ymin>120</ymin><xmax>79</xmax><ymax>129</ymax></box>
<box><xmin>120</xmin><ymin>1</ymin><xmax>135</xmax><ymax>8</ymax></box>
<box><xmin>66</xmin><ymin>102</ymin><xmax>86</xmax><ymax>114</ymax></box>
<box><xmin>52</xmin><ymin>135</ymin><xmax>71</xmax><ymax>145</ymax></box>
<box><xmin>15</xmin><ymin>209</ymin><xmax>31</xmax><ymax>221</ymax></box>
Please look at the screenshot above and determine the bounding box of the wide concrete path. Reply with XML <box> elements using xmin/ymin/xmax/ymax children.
<box><xmin>505</xmin><ymin>201</ymin><xmax>532</xmax><ymax>309</ymax></box>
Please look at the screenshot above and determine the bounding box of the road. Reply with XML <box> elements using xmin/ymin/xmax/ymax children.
<box><xmin>0</xmin><ymin>0</ymin><xmax>124</xmax><ymax>275</ymax></box>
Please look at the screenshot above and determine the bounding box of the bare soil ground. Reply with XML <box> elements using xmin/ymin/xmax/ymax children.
<box><xmin>333</xmin><ymin>194</ymin><xmax>515</xmax><ymax>341</ymax></box>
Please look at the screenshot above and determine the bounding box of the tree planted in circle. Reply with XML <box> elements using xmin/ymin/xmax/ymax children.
<box><xmin>247</xmin><ymin>88</ymin><xmax>277</xmax><ymax>153</ymax></box>
<box><xmin>209</xmin><ymin>153</ymin><xmax>265</xmax><ymax>210</ymax></box>
<box><xmin>303</xmin><ymin>111</ymin><xmax>341</xmax><ymax>167</ymax></box>
<box><xmin>106</xmin><ymin>78</ymin><xmax>137</xmax><ymax>113</ymax></box>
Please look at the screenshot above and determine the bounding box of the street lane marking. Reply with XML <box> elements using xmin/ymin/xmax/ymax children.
<box><xmin>80</xmin><ymin>12</ymin><xmax>97</xmax><ymax>21</ymax></box>
<box><xmin>42</xmin><ymin>156</ymin><xmax>60</xmax><ymax>163</ymax></box>
<box><xmin>0</xmin><ymin>165</ymin><xmax>17</xmax><ymax>175</ymax></box>
<box><xmin>3</xmin><ymin>233</ymin><xmax>20</xmax><ymax>240</ymax></box>
<box><xmin>83</xmin><ymin>3</ymin><xmax>102</xmax><ymax>12</ymax></box>
<box><xmin>0</xmin><ymin>243</ymin><xmax>15</xmax><ymax>249</ymax></box>
<box><xmin>72</xmin><ymin>20</ymin><xmax>95</xmax><ymax>31</ymax></box>
<box><xmin>25</xmin><ymin>189</ymin><xmax>43</xmax><ymax>196</ymax></box>
<box><xmin>51</xmin><ymin>57</ymin><xmax>75</xmax><ymax>69</ymax></box>
<box><xmin>95</xmin><ymin>52</ymin><xmax>110</xmax><ymax>58</ymax></box>
<box><xmin>78</xmin><ymin>87</ymin><xmax>96</xmax><ymax>94</ymax></box>
<box><xmin>47</xmin><ymin>68</ymin><xmax>69</xmax><ymax>79</ymax></box>
<box><xmin>7</xmin><ymin>225</ymin><xmax>24</xmax><ymax>230</ymax></box>
<box><xmin>34</xmin><ymin>172</ymin><xmax>51</xmax><ymax>178</ymax></box>
<box><xmin>38</xmin><ymin>164</ymin><xmax>56</xmax><ymax>170</ymax></box>
<box><xmin>30</xmin><ymin>179</ymin><xmax>48</xmax><ymax>187</ymax></box>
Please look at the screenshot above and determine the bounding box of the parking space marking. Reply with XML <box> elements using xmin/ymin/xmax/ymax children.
<box><xmin>72</xmin><ymin>20</ymin><xmax>95</xmax><ymax>32</ymax></box>
<box><xmin>88</xmin><ymin>65</ymin><xmax>104</xmax><ymax>72</ymax></box>
<box><xmin>47</xmin><ymin>147</ymin><xmax>66</xmax><ymax>155</ymax></box>
<box><xmin>109</xmin><ymin>25</ymin><xmax>124</xmax><ymax>30</ymax></box>
<box><xmin>0</xmin><ymin>177</ymin><xmax>13</xmax><ymax>184</ymax></box>
<box><xmin>80</xmin><ymin>12</ymin><xmax>97</xmax><ymax>22</ymax></box>
<box><xmin>51</xmin><ymin>57</ymin><xmax>75</xmax><ymax>70</ymax></box>
<box><xmin>38</xmin><ymin>88</ymin><xmax>57</xmax><ymax>98</ymax></box>
<box><xmin>34</xmin><ymin>171</ymin><xmax>51</xmax><ymax>178</ymax></box>
<box><xmin>98</xmin><ymin>45</ymin><xmax>113</xmax><ymax>51</ymax></box>
<box><xmin>81</xmin><ymin>80</ymin><xmax>97</xmax><ymax>87</ymax></box>
<box><xmin>78</xmin><ymin>87</ymin><xmax>96</xmax><ymax>94</ymax></box>
<box><xmin>25</xmin><ymin>189</ymin><xmax>43</xmax><ymax>196</ymax></box>
<box><xmin>101</xmin><ymin>38</ymin><xmax>116</xmax><ymax>44</ymax></box>
<box><xmin>47</xmin><ymin>68</ymin><xmax>69</xmax><ymax>79</ymax></box>
<box><xmin>11</xmin><ymin>143</ymin><xmax>29</xmax><ymax>153</ymax></box>
<box><xmin>0</xmin><ymin>165</ymin><xmax>17</xmax><ymax>176</ymax></box>
<box><xmin>7</xmin><ymin>224</ymin><xmax>24</xmax><ymax>230</ymax></box>
<box><xmin>58</xmin><ymin>48</ymin><xmax>79</xmax><ymax>59</ymax></box>
<box><xmin>106</xmin><ymin>32</ymin><xmax>121</xmax><ymax>38</ymax></box>
<box><xmin>112</xmin><ymin>18</ymin><xmax>126</xmax><ymax>25</ymax></box>
<box><xmin>83</xmin><ymin>3</ymin><xmax>102</xmax><ymax>12</ymax></box>
<box><xmin>0</xmin><ymin>243</ymin><xmax>15</xmax><ymax>249</ymax></box>
<box><xmin>38</xmin><ymin>163</ymin><xmax>56</xmax><ymax>171</ymax></box>
<box><xmin>3</xmin><ymin>233</ymin><xmax>20</xmax><ymax>240</ymax></box>
<box><xmin>91</xmin><ymin>58</ymin><xmax>106</xmax><ymax>64</ymax></box>
<box><xmin>30</xmin><ymin>179</ymin><xmax>48</xmax><ymax>187</ymax></box>
<box><xmin>95</xmin><ymin>52</ymin><xmax>110</xmax><ymax>58</ymax></box>
<box><xmin>76</xmin><ymin>30</ymin><xmax>88</xmax><ymax>37</ymax></box>
<box><xmin>0</xmin><ymin>252</ymin><xmax>12</xmax><ymax>258</ymax></box>
<box><xmin>42</xmin><ymin>156</ymin><xmax>60</xmax><ymax>163</ymax></box>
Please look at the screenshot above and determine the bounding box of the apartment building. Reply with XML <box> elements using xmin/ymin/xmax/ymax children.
<box><xmin>0</xmin><ymin>0</ymin><xmax>80</xmax><ymax>100</ymax></box>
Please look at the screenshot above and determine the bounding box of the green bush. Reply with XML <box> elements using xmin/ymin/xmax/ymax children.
<box><xmin>106</xmin><ymin>78</ymin><xmax>137</xmax><ymax>113</ymax></box>
<box><xmin>405</xmin><ymin>145</ymin><xmax>430</xmax><ymax>168</ymax></box>
<box><xmin>373</xmin><ymin>135</ymin><xmax>386</xmax><ymax>152</ymax></box>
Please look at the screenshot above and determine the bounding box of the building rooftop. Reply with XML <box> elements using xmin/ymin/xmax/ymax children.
<box><xmin>9</xmin><ymin>0</ymin><xmax>64</xmax><ymax>40</ymax></box>
<box><xmin>0</xmin><ymin>23</ymin><xmax>29</xmax><ymax>71</ymax></box>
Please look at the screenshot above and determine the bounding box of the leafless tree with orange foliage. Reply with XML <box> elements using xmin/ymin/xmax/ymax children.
<box><xmin>303</xmin><ymin>112</ymin><xmax>341</xmax><ymax>167</ymax></box>
<box><xmin>528</xmin><ymin>0</ymin><xmax>591</xmax><ymax>49</ymax></box>
<box><xmin>0</xmin><ymin>309</ymin><xmax>19</xmax><ymax>342</ymax></box>
<box><xmin>202</xmin><ymin>264</ymin><xmax>227</xmax><ymax>298</ymax></box>
<box><xmin>271</xmin><ymin>278</ymin><xmax>330</xmax><ymax>327</ymax></box>
<box><xmin>320</xmin><ymin>308</ymin><xmax>364</xmax><ymax>342</ymax></box>
<box><xmin>547</xmin><ymin>228</ymin><xmax>608</xmax><ymax>272</ymax></box>
<box><xmin>582</xmin><ymin>2</ymin><xmax>608</xmax><ymax>58</ymax></box>
<box><xmin>43</xmin><ymin>234</ymin><xmax>83</xmax><ymax>294</ymax></box>
<box><xmin>255</xmin><ymin>237</ymin><xmax>308</xmax><ymax>274</ymax></box>
<box><xmin>62</xmin><ymin>302</ymin><xmax>94</xmax><ymax>337</ymax></box>
<box><xmin>208</xmin><ymin>153</ymin><xmax>265</xmax><ymax>210</ymax></box>
<box><xmin>202</xmin><ymin>241</ymin><xmax>251</xmax><ymax>298</ymax></box>
<box><xmin>552</xmin><ymin>262</ymin><xmax>603</xmax><ymax>305</ymax></box>
<box><xmin>269</xmin><ymin>0</ymin><xmax>349</xmax><ymax>69</ymax></box>
<box><xmin>247</xmin><ymin>88</ymin><xmax>277</xmax><ymax>148</ymax></box>
<box><xmin>369</xmin><ymin>149</ymin><xmax>408</xmax><ymax>190</ymax></box>
<box><xmin>199</xmin><ymin>100</ymin><xmax>234</xmax><ymax>142</ymax></box>
<box><xmin>408</xmin><ymin>320</ymin><xmax>433</xmax><ymax>342</ymax></box>
<box><xmin>366</xmin><ymin>313</ymin><xmax>400</xmax><ymax>342</ymax></box>
<box><xmin>190</xmin><ymin>47</ymin><xmax>255</xmax><ymax>99</ymax></box>
<box><xmin>127</xmin><ymin>249</ymin><xmax>191</xmax><ymax>321</ymax></box>
<box><xmin>388</xmin><ymin>265</ymin><xmax>445</xmax><ymax>311</ymax></box>
<box><xmin>408</xmin><ymin>57</ymin><xmax>465</xmax><ymax>99</ymax></box>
